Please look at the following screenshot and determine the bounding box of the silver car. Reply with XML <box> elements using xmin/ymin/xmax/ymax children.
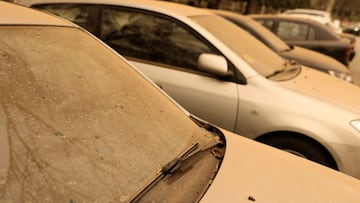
<box><xmin>16</xmin><ymin>0</ymin><xmax>360</xmax><ymax>179</ymax></box>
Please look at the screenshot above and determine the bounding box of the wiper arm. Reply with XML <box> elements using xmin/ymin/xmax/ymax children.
<box><xmin>130</xmin><ymin>143</ymin><xmax>199</xmax><ymax>202</ymax></box>
<box><xmin>161</xmin><ymin>142</ymin><xmax>200</xmax><ymax>175</ymax></box>
<box><xmin>266</xmin><ymin>68</ymin><xmax>286</xmax><ymax>79</ymax></box>
<box><xmin>266</xmin><ymin>60</ymin><xmax>300</xmax><ymax>79</ymax></box>
<box><xmin>163</xmin><ymin>138</ymin><xmax>222</xmax><ymax>175</ymax></box>
<box><xmin>130</xmin><ymin>140</ymin><xmax>221</xmax><ymax>202</ymax></box>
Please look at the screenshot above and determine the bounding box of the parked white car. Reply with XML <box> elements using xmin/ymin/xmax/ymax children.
<box><xmin>5</xmin><ymin>2</ymin><xmax>360</xmax><ymax>202</ymax></box>
<box><xmin>16</xmin><ymin>0</ymin><xmax>360</xmax><ymax>179</ymax></box>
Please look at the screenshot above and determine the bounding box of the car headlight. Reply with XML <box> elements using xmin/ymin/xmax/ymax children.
<box><xmin>328</xmin><ymin>70</ymin><xmax>353</xmax><ymax>83</ymax></box>
<box><xmin>351</xmin><ymin>120</ymin><xmax>360</xmax><ymax>132</ymax></box>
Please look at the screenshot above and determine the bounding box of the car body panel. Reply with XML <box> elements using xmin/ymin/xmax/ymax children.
<box><xmin>1</xmin><ymin>2</ymin><xmax>70</xmax><ymax>26</ymax></box>
<box><xmin>130</xmin><ymin>60</ymin><xmax>239</xmax><ymax>132</ymax></box>
<box><xmin>280</xmin><ymin>67</ymin><xmax>360</xmax><ymax>113</ymax></box>
<box><xmin>203</xmin><ymin>130</ymin><xmax>360</xmax><ymax>203</ymax></box>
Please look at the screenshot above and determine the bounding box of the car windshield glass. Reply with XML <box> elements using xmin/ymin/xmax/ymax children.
<box><xmin>191</xmin><ymin>15</ymin><xmax>286</xmax><ymax>78</ymax></box>
<box><xmin>0</xmin><ymin>26</ymin><xmax>213</xmax><ymax>202</ymax></box>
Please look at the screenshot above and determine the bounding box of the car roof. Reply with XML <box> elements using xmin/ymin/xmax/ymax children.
<box><xmin>284</xmin><ymin>8</ymin><xmax>331</xmax><ymax>17</ymax></box>
<box><xmin>210</xmin><ymin>9</ymin><xmax>250</xmax><ymax>21</ymax></box>
<box><xmin>0</xmin><ymin>1</ymin><xmax>74</xmax><ymax>26</ymax></box>
<box><xmin>15</xmin><ymin>0</ymin><xmax>215</xmax><ymax>18</ymax></box>
<box><xmin>249</xmin><ymin>14</ymin><xmax>327</xmax><ymax>24</ymax></box>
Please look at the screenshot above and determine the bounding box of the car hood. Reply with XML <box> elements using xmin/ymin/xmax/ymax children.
<box><xmin>279</xmin><ymin>66</ymin><xmax>360</xmax><ymax>114</ymax></box>
<box><xmin>280</xmin><ymin>46</ymin><xmax>350</xmax><ymax>74</ymax></box>
<box><xmin>201</xmin><ymin>130</ymin><xmax>360</xmax><ymax>203</ymax></box>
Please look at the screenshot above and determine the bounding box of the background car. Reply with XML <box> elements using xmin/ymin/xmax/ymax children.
<box><xmin>251</xmin><ymin>14</ymin><xmax>356</xmax><ymax>66</ymax></box>
<box><xmin>344</xmin><ymin>23</ymin><xmax>360</xmax><ymax>36</ymax></box>
<box><xmin>282</xmin><ymin>8</ymin><xmax>343</xmax><ymax>33</ymax></box>
<box><xmin>211</xmin><ymin>9</ymin><xmax>352</xmax><ymax>82</ymax></box>
<box><xmin>16</xmin><ymin>0</ymin><xmax>360</xmax><ymax>179</ymax></box>
<box><xmin>6</xmin><ymin>1</ymin><xmax>360</xmax><ymax>202</ymax></box>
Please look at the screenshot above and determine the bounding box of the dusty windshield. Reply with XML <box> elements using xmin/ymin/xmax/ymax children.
<box><xmin>0</xmin><ymin>26</ymin><xmax>212</xmax><ymax>202</ymax></box>
<box><xmin>191</xmin><ymin>15</ymin><xmax>287</xmax><ymax>78</ymax></box>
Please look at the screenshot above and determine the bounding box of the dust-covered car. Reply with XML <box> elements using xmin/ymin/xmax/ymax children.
<box><xmin>211</xmin><ymin>9</ymin><xmax>352</xmax><ymax>82</ymax></box>
<box><xmin>5</xmin><ymin>1</ymin><xmax>360</xmax><ymax>203</ymax></box>
<box><xmin>251</xmin><ymin>14</ymin><xmax>356</xmax><ymax>66</ymax></box>
<box><xmin>15</xmin><ymin>0</ymin><xmax>360</xmax><ymax>179</ymax></box>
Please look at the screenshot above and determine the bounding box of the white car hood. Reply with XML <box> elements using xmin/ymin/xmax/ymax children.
<box><xmin>201</xmin><ymin>130</ymin><xmax>360</xmax><ymax>203</ymax></box>
<box><xmin>279</xmin><ymin>66</ymin><xmax>360</xmax><ymax>114</ymax></box>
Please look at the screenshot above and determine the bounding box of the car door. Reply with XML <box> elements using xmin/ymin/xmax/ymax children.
<box><xmin>97</xmin><ymin>6</ymin><xmax>240</xmax><ymax>131</ymax></box>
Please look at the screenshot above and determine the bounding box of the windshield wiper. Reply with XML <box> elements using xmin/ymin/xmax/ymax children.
<box><xmin>130</xmin><ymin>139</ymin><xmax>221</xmax><ymax>202</ymax></box>
<box><xmin>266</xmin><ymin>60</ymin><xmax>300</xmax><ymax>79</ymax></box>
<box><xmin>266</xmin><ymin>68</ymin><xmax>286</xmax><ymax>79</ymax></box>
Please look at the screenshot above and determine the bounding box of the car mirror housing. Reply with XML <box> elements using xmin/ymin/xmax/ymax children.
<box><xmin>198</xmin><ymin>53</ymin><xmax>228</xmax><ymax>77</ymax></box>
<box><xmin>351</xmin><ymin>120</ymin><xmax>360</xmax><ymax>133</ymax></box>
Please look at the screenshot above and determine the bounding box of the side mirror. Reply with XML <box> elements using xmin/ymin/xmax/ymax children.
<box><xmin>198</xmin><ymin>53</ymin><xmax>228</xmax><ymax>77</ymax></box>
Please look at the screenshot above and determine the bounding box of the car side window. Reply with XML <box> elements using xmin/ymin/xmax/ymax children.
<box><xmin>257</xmin><ymin>19</ymin><xmax>274</xmax><ymax>30</ymax></box>
<box><xmin>307</xmin><ymin>26</ymin><xmax>316</xmax><ymax>40</ymax></box>
<box><xmin>32</xmin><ymin>4</ymin><xmax>97</xmax><ymax>35</ymax></box>
<box><xmin>277</xmin><ymin>21</ymin><xmax>315</xmax><ymax>41</ymax></box>
<box><xmin>100</xmin><ymin>7</ymin><xmax>217</xmax><ymax>70</ymax></box>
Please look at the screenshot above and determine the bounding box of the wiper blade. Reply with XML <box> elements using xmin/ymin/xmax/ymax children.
<box><xmin>163</xmin><ymin>138</ymin><xmax>222</xmax><ymax>175</ymax></box>
<box><xmin>130</xmin><ymin>139</ymin><xmax>221</xmax><ymax>202</ymax></box>
<box><xmin>130</xmin><ymin>143</ymin><xmax>199</xmax><ymax>202</ymax></box>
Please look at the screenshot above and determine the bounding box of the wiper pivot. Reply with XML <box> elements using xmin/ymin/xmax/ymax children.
<box><xmin>161</xmin><ymin>142</ymin><xmax>200</xmax><ymax>175</ymax></box>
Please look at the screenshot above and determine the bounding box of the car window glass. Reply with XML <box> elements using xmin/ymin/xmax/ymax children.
<box><xmin>33</xmin><ymin>4</ymin><xmax>97</xmax><ymax>34</ymax></box>
<box><xmin>230</xmin><ymin>17</ymin><xmax>291</xmax><ymax>52</ymax></box>
<box><xmin>0</xmin><ymin>26</ymin><xmax>209</xmax><ymax>202</ymax></box>
<box><xmin>100</xmin><ymin>8</ymin><xmax>216</xmax><ymax>71</ymax></box>
<box><xmin>307</xmin><ymin>26</ymin><xmax>316</xmax><ymax>40</ymax></box>
<box><xmin>277</xmin><ymin>21</ymin><xmax>310</xmax><ymax>41</ymax></box>
<box><xmin>257</xmin><ymin>19</ymin><xmax>274</xmax><ymax>30</ymax></box>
